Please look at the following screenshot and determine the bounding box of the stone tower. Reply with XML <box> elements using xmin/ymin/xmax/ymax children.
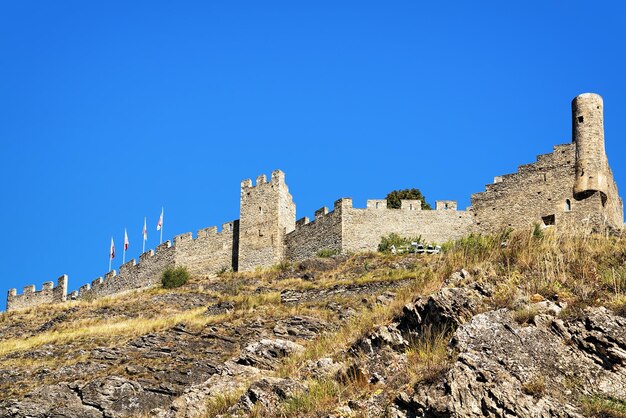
<box><xmin>572</xmin><ymin>93</ymin><xmax>610</xmax><ymax>200</ymax></box>
<box><xmin>238</xmin><ymin>170</ymin><xmax>296</xmax><ymax>272</ymax></box>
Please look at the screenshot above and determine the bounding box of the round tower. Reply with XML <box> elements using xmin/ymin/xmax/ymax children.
<box><xmin>572</xmin><ymin>93</ymin><xmax>609</xmax><ymax>199</ymax></box>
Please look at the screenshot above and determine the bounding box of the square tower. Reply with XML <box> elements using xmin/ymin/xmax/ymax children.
<box><xmin>238</xmin><ymin>170</ymin><xmax>296</xmax><ymax>271</ymax></box>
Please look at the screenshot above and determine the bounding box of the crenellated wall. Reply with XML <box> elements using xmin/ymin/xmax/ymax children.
<box><xmin>73</xmin><ymin>241</ymin><xmax>175</xmax><ymax>300</ymax></box>
<box><xmin>285</xmin><ymin>199</ymin><xmax>346</xmax><ymax>261</ymax></box>
<box><xmin>341</xmin><ymin>198</ymin><xmax>472</xmax><ymax>254</ymax></box>
<box><xmin>6</xmin><ymin>93</ymin><xmax>623</xmax><ymax>312</ymax></box>
<box><xmin>285</xmin><ymin>197</ymin><xmax>472</xmax><ymax>261</ymax></box>
<box><xmin>174</xmin><ymin>221</ymin><xmax>239</xmax><ymax>276</ymax></box>
<box><xmin>7</xmin><ymin>275</ymin><xmax>67</xmax><ymax>311</ymax></box>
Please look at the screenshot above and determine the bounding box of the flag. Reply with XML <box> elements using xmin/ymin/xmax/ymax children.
<box><xmin>124</xmin><ymin>228</ymin><xmax>129</xmax><ymax>251</ymax></box>
<box><xmin>157</xmin><ymin>207</ymin><xmax>163</xmax><ymax>231</ymax></box>
<box><xmin>142</xmin><ymin>217</ymin><xmax>147</xmax><ymax>241</ymax></box>
<box><xmin>110</xmin><ymin>237</ymin><xmax>115</xmax><ymax>260</ymax></box>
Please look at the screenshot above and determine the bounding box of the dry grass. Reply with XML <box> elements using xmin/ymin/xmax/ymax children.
<box><xmin>204</xmin><ymin>389</ymin><xmax>246</xmax><ymax>416</ymax></box>
<box><xmin>581</xmin><ymin>395</ymin><xmax>626</xmax><ymax>418</ymax></box>
<box><xmin>513</xmin><ymin>307</ymin><xmax>538</xmax><ymax>325</ymax></box>
<box><xmin>405</xmin><ymin>325</ymin><xmax>452</xmax><ymax>386</ymax></box>
<box><xmin>439</xmin><ymin>229</ymin><xmax>626</xmax><ymax>313</ymax></box>
<box><xmin>522</xmin><ymin>376</ymin><xmax>546</xmax><ymax>398</ymax></box>
<box><xmin>280</xmin><ymin>379</ymin><xmax>342</xmax><ymax>417</ymax></box>
<box><xmin>0</xmin><ymin>307</ymin><xmax>215</xmax><ymax>357</ymax></box>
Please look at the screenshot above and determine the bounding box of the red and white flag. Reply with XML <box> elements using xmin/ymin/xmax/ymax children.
<box><xmin>142</xmin><ymin>217</ymin><xmax>147</xmax><ymax>241</ymax></box>
<box><xmin>157</xmin><ymin>208</ymin><xmax>163</xmax><ymax>231</ymax></box>
<box><xmin>110</xmin><ymin>237</ymin><xmax>115</xmax><ymax>260</ymax></box>
<box><xmin>124</xmin><ymin>228</ymin><xmax>129</xmax><ymax>251</ymax></box>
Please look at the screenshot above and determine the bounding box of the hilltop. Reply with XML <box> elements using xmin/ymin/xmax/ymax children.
<box><xmin>1</xmin><ymin>229</ymin><xmax>625</xmax><ymax>417</ymax></box>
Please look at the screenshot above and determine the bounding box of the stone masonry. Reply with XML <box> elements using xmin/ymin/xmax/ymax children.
<box><xmin>6</xmin><ymin>93</ymin><xmax>624</xmax><ymax>311</ymax></box>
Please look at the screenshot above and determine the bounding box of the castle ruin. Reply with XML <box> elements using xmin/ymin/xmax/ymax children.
<box><xmin>6</xmin><ymin>93</ymin><xmax>623</xmax><ymax>311</ymax></box>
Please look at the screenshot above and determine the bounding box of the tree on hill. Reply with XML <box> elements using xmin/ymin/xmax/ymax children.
<box><xmin>386</xmin><ymin>188</ymin><xmax>431</xmax><ymax>210</ymax></box>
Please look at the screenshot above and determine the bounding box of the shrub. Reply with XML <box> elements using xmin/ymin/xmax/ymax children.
<box><xmin>406</xmin><ymin>325</ymin><xmax>452</xmax><ymax>386</ymax></box>
<box><xmin>378</xmin><ymin>233</ymin><xmax>422</xmax><ymax>253</ymax></box>
<box><xmin>317</xmin><ymin>248</ymin><xmax>338</xmax><ymax>258</ymax></box>
<box><xmin>522</xmin><ymin>377</ymin><xmax>546</xmax><ymax>398</ymax></box>
<box><xmin>386</xmin><ymin>188</ymin><xmax>431</xmax><ymax>210</ymax></box>
<box><xmin>513</xmin><ymin>307</ymin><xmax>538</xmax><ymax>325</ymax></box>
<box><xmin>612</xmin><ymin>296</ymin><xmax>626</xmax><ymax>318</ymax></box>
<box><xmin>161</xmin><ymin>266</ymin><xmax>190</xmax><ymax>289</ymax></box>
<box><xmin>581</xmin><ymin>395</ymin><xmax>626</xmax><ymax>418</ymax></box>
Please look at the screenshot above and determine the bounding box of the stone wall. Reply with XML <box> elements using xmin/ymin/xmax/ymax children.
<box><xmin>72</xmin><ymin>241</ymin><xmax>176</xmax><ymax>300</ymax></box>
<box><xmin>285</xmin><ymin>200</ymin><xmax>345</xmax><ymax>262</ymax></box>
<box><xmin>174</xmin><ymin>221</ymin><xmax>239</xmax><ymax>276</ymax></box>
<box><xmin>470</xmin><ymin>136</ymin><xmax>622</xmax><ymax>233</ymax></box>
<box><xmin>286</xmin><ymin>197</ymin><xmax>472</xmax><ymax>261</ymax></box>
<box><xmin>7</xmin><ymin>275</ymin><xmax>67</xmax><ymax>311</ymax></box>
<box><xmin>341</xmin><ymin>199</ymin><xmax>473</xmax><ymax>253</ymax></box>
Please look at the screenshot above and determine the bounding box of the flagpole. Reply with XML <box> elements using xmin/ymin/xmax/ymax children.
<box><xmin>142</xmin><ymin>217</ymin><xmax>146</xmax><ymax>253</ymax></box>
<box><xmin>160</xmin><ymin>207</ymin><xmax>164</xmax><ymax>244</ymax></box>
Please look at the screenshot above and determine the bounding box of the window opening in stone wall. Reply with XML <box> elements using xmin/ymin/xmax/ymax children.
<box><xmin>409</xmin><ymin>204</ymin><xmax>413</xmax><ymax>210</ymax></box>
<box><xmin>376</xmin><ymin>202</ymin><xmax>379</xmax><ymax>209</ymax></box>
<box><xmin>543</xmin><ymin>173</ymin><xmax>547</xmax><ymax>182</ymax></box>
<box><xmin>229</xmin><ymin>223</ymin><xmax>233</xmax><ymax>232</ymax></box>
<box><xmin>542</xmin><ymin>214</ymin><xmax>555</xmax><ymax>226</ymax></box>
<box><xmin>444</xmin><ymin>203</ymin><xmax>449</xmax><ymax>210</ymax></box>
<box><xmin>565</xmin><ymin>199</ymin><xmax>571</xmax><ymax>212</ymax></box>
<box><xmin>259</xmin><ymin>206</ymin><xmax>262</xmax><ymax>213</ymax></box>
<box><xmin>258</xmin><ymin>229</ymin><xmax>263</xmax><ymax>237</ymax></box>
<box><xmin>578</xmin><ymin>116</ymin><xmax>584</xmax><ymax>124</ymax></box>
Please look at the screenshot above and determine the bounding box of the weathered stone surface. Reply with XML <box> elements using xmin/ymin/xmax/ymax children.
<box><xmin>236</xmin><ymin>338</ymin><xmax>305</xmax><ymax>370</ymax></box>
<box><xmin>1</xmin><ymin>383</ymin><xmax>102</xmax><ymax>418</ymax></box>
<box><xmin>395</xmin><ymin>296</ymin><xmax>626</xmax><ymax>417</ymax></box>
<box><xmin>273</xmin><ymin>315</ymin><xmax>329</xmax><ymax>340</ymax></box>
<box><xmin>163</xmin><ymin>360</ymin><xmax>264</xmax><ymax>418</ymax></box>
<box><xmin>80</xmin><ymin>376</ymin><xmax>171</xmax><ymax>417</ymax></box>
<box><xmin>397</xmin><ymin>285</ymin><xmax>485</xmax><ymax>337</ymax></box>
<box><xmin>235</xmin><ymin>377</ymin><xmax>306</xmax><ymax>413</ymax></box>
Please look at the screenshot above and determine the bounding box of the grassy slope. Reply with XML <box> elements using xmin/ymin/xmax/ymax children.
<box><xmin>1</xmin><ymin>228</ymin><xmax>625</xmax><ymax>416</ymax></box>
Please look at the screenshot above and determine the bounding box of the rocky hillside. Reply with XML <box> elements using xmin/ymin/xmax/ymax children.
<box><xmin>1</xmin><ymin>229</ymin><xmax>625</xmax><ymax>417</ymax></box>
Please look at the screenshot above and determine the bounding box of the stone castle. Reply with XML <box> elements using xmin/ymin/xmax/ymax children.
<box><xmin>6</xmin><ymin>93</ymin><xmax>624</xmax><ymax>312</ymax></box>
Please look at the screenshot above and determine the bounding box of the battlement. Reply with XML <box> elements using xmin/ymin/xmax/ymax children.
<box><xmin>436</xmin><ymin>200</ymin><xmax>457</xmax><ymax>211</ymax></box>
<box><xmin>7</xmin><ymin>275</ymin><xmax>67</xmax><ymax>311</ymax></box>
<box><xmin>401</xmin><ymin>200</ymin><xmax>422</xmax><ymax>210</ymax></box>
<box><xmin>241</xmin><ymin>169</ymin><xmax>287</xmax><ymax>191</ymax></box>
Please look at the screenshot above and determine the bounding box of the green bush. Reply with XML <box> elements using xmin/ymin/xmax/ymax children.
<box><xmin>386</xmin><ymin>188</ymin><xmax>431</xmax><ymax>210</ymax></box>
<box><xmin>161</xmin><ymin>266</ymin><xmax>190</xmax><ymax>289</ymax></box>
<box><xmin>378</xmin><ymin>233</ymin><xmax>423</xmax><ymax>253</ymax></box>
<box><xmin>317</xmin><ymin>248</ymin><xmax>339</xmax><ymax>258</ymax></box>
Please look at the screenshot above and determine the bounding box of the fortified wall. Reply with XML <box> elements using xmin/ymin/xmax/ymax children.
<box><xmin>6</xmin><ymin>93</ymin><xmax>624</xmax><ymax>312</ymax></box>
<box><xmin>285</xmin><ymin>198</ymin><xmax>471</xmax><ymax>261</ymax></box>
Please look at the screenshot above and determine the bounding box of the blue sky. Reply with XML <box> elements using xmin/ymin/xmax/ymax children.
<box><xmin>1</xmin><ymin>1</ymin><xmax>625</xmax><ymax>311</ymax></box>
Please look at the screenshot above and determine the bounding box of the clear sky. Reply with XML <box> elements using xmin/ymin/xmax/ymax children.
<box><xmin>1</xmin><ymin>1</ymin><xmax>625</xmax><ymax>311</ymax></box>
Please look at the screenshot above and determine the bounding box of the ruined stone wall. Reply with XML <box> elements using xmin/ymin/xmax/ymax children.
<box><xmin>7</xmin><ymin>275</ymin><xmax>68</xmax><ymax>311</ymax></box>
<box><xmin>285</xmin><ymin>199</ymin><xmax>345</xmax><ymax>262</ymax></box>
<box><xmin>341</xmin><ymin>199</ymin><xmax>472</xmax><ymax>253</ymax></box>
<box><xmin>471</xmin><ymin>93</ymin><xmax>623</xmax><ymax>234</ymax></box>
<box><xmin>238</xmin><ymin>170</ymin><xmax>296</xmax><ymax>271</ymax></box>
<box><xmin>174</xmin><ymin>221</ymin><xmax>239</xmax><ymax>276</ymax></box>
<box><xmin>470</xmin><ymin>144</ymin><xmax>580</xmax><ymax>233</ymax></box>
